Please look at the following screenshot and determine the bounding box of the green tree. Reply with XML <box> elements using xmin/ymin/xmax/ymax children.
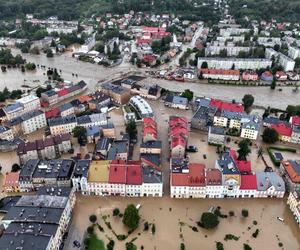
<box><xmin>122</xmin><ymin>204</ymin><xmax>140</xmax><ymax>230</ymax></box>
<box><xmin>125</xmin><ymin>242</ymin><xmax>137</xmax><ymax>250</ymax></box>
<box><xmin>201</xmin><ymin>61</ymin><xmax>208</xmax><ymax>68</ymax></box>
<box><xmin>30</xmin><ymin>46</ymin><xmax>40</xmax><ymax>55</ymax></box>
<box><xmin>199</xmin><ymin>212</ymin><xmax>219</xmax><ymax>229</ymax></box>
<box><xmin>262</xmin><ymin>128</ymin><xmax>279</xmax><ymax>144</ymax></box>
<box><xmin>242</xmin><ymin>94</ymin><xmax>254</xmax><ymax>112</ymax></box>
<box><xmin>25</xmin><ymin>62</ymin><xmax>36</xmax><ymax>71</ymax></box>
<box><xmin>126</xmin><ymin>120</ymin><xmax>137</xmax><ymax>138</ymax></box>
<box><xmin>216</xmin><ymin>242</ymin><xmax>224</xmax><ymax>250</ymax></box>
<box><xmin>270</xmin><ymin>79</ymin><xmax>276</xmax><ymax>90</ymax></box>
<box><xmin>237</xmin><ymin>139</ymin><xmax>251</xmax><ymax>161</ymax></box>
<box><xmin>89</xmin><ymin>214</ymin><xmax>97</xmax><ymax>224</ymax></box>
<box><xmin>180</xmin><ymin>243</ymin><xmax>185</xmax><ymax>250</ymax></box>
<box><xmin>11</xmin><ymin>163</ymin><xmax>21</xmax><ymax>172</ymax></box>
<box><xmin>181</xmin><ymin>89</ymin><xmax>194</xmax><ymax>101</ymax></box>
<box><xmin>36</xmin><ymin>87</ymin><xmax>47</xmax><ymax>97</ymax></box>
<box><xmin>73</xmin><ymin>126</ymin><xmax>87</xmax><ymax>146</ymax></box>
<box><xmin>113</xmin><ymin>208</ymin><xmax>120</xmax><ymax>216</ymax></box>
<box><xmin>244</xmin><ymin>244</ymin><xmax>252</xmax><ymax>250</ymax></box>
<box><xmin>241</xmin><ymin>209</ymin><xmax>249</xmax><ymax>218</ymax></box>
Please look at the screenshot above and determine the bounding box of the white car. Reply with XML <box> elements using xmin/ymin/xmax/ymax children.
<box><xmin>136</xmin><ymin>204</ymin><xmax>141</xmax><ymax>210</ymax></box>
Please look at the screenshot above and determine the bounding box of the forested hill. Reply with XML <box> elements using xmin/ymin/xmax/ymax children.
<box><xmin>230</xmin><ymin>0</ymin><xmax>300</xmax><ymax>23</ymax></box>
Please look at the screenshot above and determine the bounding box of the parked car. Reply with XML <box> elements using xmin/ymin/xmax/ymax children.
<box><xmin>187</xmin><ymin>146</ymin><xmax>198</xmax><ymax>152</ymax></box>
<box><xmin>136</xmin><ymin>204</ymin><xmax>141</xmax><ymax>210</ymax></box>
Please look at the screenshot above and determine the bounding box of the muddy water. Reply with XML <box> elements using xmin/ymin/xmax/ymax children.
<box><xmin>0</xmin><ymin>49</ymin><xmax>297</xmax><ymax>109</ymax></box>
<box><xmin>73</xmin><ymin>195</ymin><xmax>300</xmax><ymax>250</ymax></box>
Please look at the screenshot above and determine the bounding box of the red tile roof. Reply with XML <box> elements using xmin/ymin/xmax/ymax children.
<box><xmin>290</xmin><ymin>116</ymin><xmax>300</xmax><ymax>126</ymax></box>
<box><xmin>57</xmin><ymin>88</ymin><xmax>69</xmax><ymax>97</ymax></box>
<box><xmin>282</xmin><ymin>161</ymin><xmax>300</xmax><ymax>183</ymax></box>
<box><xmin>240</xmin><ymin>175</ymin><xmax>257</xmax><ymax>190</ymax></box>
<box><xmin>200</xmin><ymin>68</ymin><xmax>240</xmax><ymax>76</ymax></box>
<box><xmin>236</xmin><ymin>160</ymin><xmax>252</xmax><ymax>174</ymax></box>
<box><xmin>271</xmin><ymin>123</ymin><xmax>292</xmax><ymax>137</ymax></box>
<box><xmin>136</xmin><ymin>38</ymin><xmax>151</xmax><ymax>45</ymax></box>
<box><xmin>171</xmin><ymin>163</ymin><xmax>206</xmax><ymax>186</ymax></box>
<box><xmin>4</xmin><ymin>172</ymin><xmax>19</xmax><ymax>187</ymax></box>
<box><xmin>109</xmin><ymin>160</ymin><xmax>127</xmax><ymax>184</ymax></box>
<box><xmin>171</xmin><ymin>136</ymin><xmax>187</xmax><ymax>148</ymax></box>
<box><xmin>126</xmin><ymin>162</ymin><xmax>142</xmax><ymax>185</ymax></box>
<box><xmin>45</xmin><ymin>108</ymin><xmax>60</xmax><ymax>119</ymax></box>
<box><xmin>209</xmin><ymin>99</ymin><xmax>244</xmax><ymax>113</ymax></box>
<box><xmin>143</xmin><ymin>117</ymin><xmax>157</xmax><ymax>140</ymax></box>
<box><xmin>206</xmin><ymin>169</ymin><xmax>222</xmax><ymax>185</ymax></box>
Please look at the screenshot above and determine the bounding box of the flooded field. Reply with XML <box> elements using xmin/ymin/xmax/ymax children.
<box><xmin>72</xmin><ymin>195</ymin><xmax>300</xmax><ymax>250</ymax></box>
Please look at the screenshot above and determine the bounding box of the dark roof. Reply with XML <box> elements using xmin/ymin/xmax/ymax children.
<box><xmin>19</xmin><ymin>159</ymin><xmax>40</xmax><ymax>181</ymax></box>
<box><xmin>107</xmin><ymin>140</ymin><xmax>128</xmax><ymax>160</ymax></box>
<box><xmin>72</xmin><ymin>159</ymin><xmax>91</xmax><ymax>178</ymax></box>
<box><xmin>0</xmin><ymin>196</ymin><xmax>21</xmax><ymax>213</ymax></box>
<box><xmin>142</xmin><ymin>166</ymin><xmax>162</xmax><ymax>183</ymax></box>
<box><xmin>140</xmin><ymin>140</ymin><xmax>162</xmax><ymax>149</ymax></box>
<box><xmin>95</xmin><ymin>137</ymin><xmax>112</xmax><ymax>152</ymax></box>
<box><xmin>48</xmin><ymin>115</ymin><xmax>77</xmax><ymax>126</ymax></box>
<box><xmin>141</xmin><ymin>153</ymin><xmax>161</xmax><ymax>167</ymax></box>
<box><xmin>37</xmin><ymin>186</ymin><xmax>72</xmax><ymax>197</ymax></box>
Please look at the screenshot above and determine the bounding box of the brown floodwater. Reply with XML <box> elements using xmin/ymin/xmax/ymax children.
<box><xmin>73</xmin><ymin>195</ymin><xmax>300</xmax><ymax>250</ymax></box>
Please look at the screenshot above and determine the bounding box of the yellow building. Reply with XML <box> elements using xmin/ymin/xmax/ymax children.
<box><xmin>87</xmin><ymin>160</ymin><xmax>110</xmax><ymax>196</ymax></box>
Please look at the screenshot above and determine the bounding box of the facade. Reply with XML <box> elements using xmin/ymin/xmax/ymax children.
<box><xmin>72</xmin><ymin>159</ymin><xmax>91</xmax><ymax>194</ymax></box>
<box><xmin>200</xmin><ymin>68</ymin><xmax>240</xmax><ymax>81</ymax></box>
<box><xmin>265</xmin><ymin>48</ymin><xmax>295</xmax><ymax>71</ymax></box>
<box><xmin>271</xmin><ymin>123</ymin><xmax>292</xmax><ymax>142</ymax></box>
<box><xmin>205</xmin><ymin>45</ymin><xmax>251</xmax><ymax>57</ymax></box>
<box><xmin>208</xmin><ymin>126</ymin><xmax>225</xmax><ymax>145</ymax></box>
<box><xmin>101</xmin><ymin>82</ymin><xmax>131</xmax><ymax>104</ymax></box>
<box><xmin>240</xmin><ymin>119</ymin><xmax>260</xmax><ymax>140</ymax></box>
<box><xmin>255</xmin><ymin>172</ymin><xmax>285</xmax><ymax>198</ymax></box>
<box><xmin>3</xmin><ymin>172</ymin><xmax>20</xmax><ymax>192</ymax></box>
<box><xmin>281</xmin><ymin>160</ymin><xmax>300</xmax><ymax>191</ymax></box>
<box><xmin>242</xmin><ymin>71</ymin><xmax>259</xmax><ymax>81</ymax></box>
<box><xmin>49</xmin><ymin>115</ymin><xmax>77</xmax><ymax>136</ymax></box>
<box><xmin>197</xmin><ymin>57</ymin><xmax>272</xmax><ymax>70</ymax></box>
<box><xmin>129</xmin><ymin>95</ymin><xmax>154</xmax><ymax>118</ymax></box>
<box><xmin>0</xmin><ymin>126</ymin><xmax>14</xmax><ymax>141</ymax></box>
<box><xmin>287</xmin><ymin>190</ymin><xmax>300</xmax><ymax>228</ymax></box>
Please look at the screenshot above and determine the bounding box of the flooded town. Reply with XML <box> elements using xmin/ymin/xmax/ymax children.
<box><xmin>0</xmin><ymin>1</ymin><xmax>300</xmax><ymax>250</ymax></box>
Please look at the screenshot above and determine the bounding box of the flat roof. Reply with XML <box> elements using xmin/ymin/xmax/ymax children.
<box><xmin>88</xmin><ymin>160</ymin><xmax>110</xmax><ymax>183</ymax></box>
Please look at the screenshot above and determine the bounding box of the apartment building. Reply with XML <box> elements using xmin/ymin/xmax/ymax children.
<box><xmin>287</xmin><ymin>190</ymin><xmax>300</xmax><ymax>228</ymax></box>
<box><xmin>200</xmin><ymin>69</ymin><xmax>240</xmax><ymax>81</ymax></box>
<box><xmin>71</xmin><ymin>159</ymin><xmax>91</xmax><ymax>194</ymax></box>
<box><xmin>0</xmin><ymin>126</ymin><xmax>14</xmax><ymax>141</ymax></box>
<box><xmin>48</xmin><ymin>115</ymin><xmax>77</xmax><ymax>135</ymax></box>
<box><xmin>265</xmin><ymin>48</ymin><xmax>295</xmax><ymax>71</ymax></box>
<box><xmin>101</xmin><ymin>82</ymin><xmax>131</xmax><ymax>104</ymax></box>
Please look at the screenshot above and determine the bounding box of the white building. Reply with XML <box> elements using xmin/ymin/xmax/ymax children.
<box><xmin>142</xmin><ymin>167</ymin><xmax>163</xmax><ymax>197</ymax></box>
<box><xmin>21</xmin><ymin>110</ymin><xmax>47</xmax><ymax>134</ymax></box>
<box><xmin>129</xmin><ymin>95</ymin><xmax>154</xmax><ymax>118</ymax></box>
<box><xmin>256</xmin><ymin>172</ymin><xmax>285</xmax><ymax>198</ymax></box>
<box><xmin>288</xmin><ymin>46</ymin><xmax>300</xmax><ymax>60</ymax></box>
<box><xmin>287</xmin><ymin>190</ymin><xmax>300</xmax><ymax>228</ymax></box>
<box><xmin>197</xmin><ymin>57</ymin><xmax>272</xmax><ymax>70</ymax></box>
<box><xmin>48</xmin><ymin>115</ymin><xmax>77</xmax><ymax>136</ymax></box>
<box><xmin>0</xmin><ymin>126</ymin><xmax>14</xmax><ymax>141</ymax></box>
<box><xmin>71</xmin><ymin>160</ymin><xmax>91</xmax><ymax>194</ymax></box>
<box><xmin>205</xmin><ymin>45</ymin><xmax>251</xmax><ymax>57</ymax></box>
<box><xmin>257</xmin><ymin>37</ymin><xmax>282</xmax><ymax>47</ymax></box>
<box><xmin>265</xmin><ymin>48</ymin><xmax>295</xmax><ymax>71</ymax></box>
<box><xmin>240</xmin><ymin>117</ymin><xmax>261</xmax><ymax>140</ymax></box>
<box><xmin>17</xmin><ymin>94</ymin><xmax>41</xmax><ymax>113</ymax></box>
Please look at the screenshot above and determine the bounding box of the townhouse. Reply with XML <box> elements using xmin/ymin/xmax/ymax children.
<box><xmin>208</xmin><ymin>126</ymin><xmax>226</xmax><ymax>145</ymax></box>
<box><xmin>71</xmin><ymin>159</ymin><xmax>91</xmax><ymax>194</ymax></box>
<box><xmin>126</xmin><ymin>161</ymin><xmax>143</xmax><ymax>197</ymax></box>
<box><xmin>205</xmin><ymin>168</ymin><xmax>223</xmax><ymax>198</ymax></box>
<box><xmin>242</xmin><ymin>71</ymin><xmax>259</xmax><ymax>81</ymax></box>
<box><xmin>8</xmin><ymin>110</ymin><xmax>47</xmax><ymax>135</ymax></box>
<box><xmin>169</xmin><ymin>116</ymin><xmax>188</xmax><ymax>158</ymax></box>
<box><xmin>107</xmin><ymin>139</ymin><xmax>129</xmax><ymax>161</ymax></box>
<box><xmin>17</xmin><ymin>134</ymin><xmax>72</xmax><ymax>164</ymax></box>
<box><xmin>143</xmin><ymin>117</ymin><xmax>158</xmax><ymax>142</ymax></box>
<box><xmin>280</xmin><ymin>160</ymin><xmax>300</xmax><ymax>191</ymax></box>
<box><xmin>18</xmin><ymin>159</ymin><xmax>40</xmax><ymax>192</ymax></box>
<box><xmin>271</xmin><ymin>123</ymin><xmax>292</xmax><ymax>142</ymax></box>
<box><xmin>108</xmin><ymin>160</ymin><xmax>127</xmax><ymax>196</ymax></box>
<box><xmin>255</xmin><ymin>172</ymin><xmax>285</xmax><ymax>198</ymax></box>
<box><xmin>49</xmin><ymin>115</ymin><xmax>77</xmax><ymax>135</ymax></box>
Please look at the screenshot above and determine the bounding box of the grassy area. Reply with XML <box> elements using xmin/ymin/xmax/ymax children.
<box><xmin>87</xmin><ymin>233</ymin><xmax>105</xmax><ymax>250</ymax></box>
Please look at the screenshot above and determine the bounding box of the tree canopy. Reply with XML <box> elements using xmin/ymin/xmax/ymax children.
<box><xmin>262</xmin><ymin>127</ymin><xmax>279</xmax><ymax>144</ymax></box>
<box><xmin>237</xmin><ymin>139</ymin><xmax>251</xmax><ymax>161</ymax></box>
<box><xmin>122</xmin><ymin>204</ymin><xmax>140</xmax><ymax>230</ymax></box>
<box><xmin>199</xmin><ymin>212</ymin><xmax>219</xmax><ymax>229</ymax></box>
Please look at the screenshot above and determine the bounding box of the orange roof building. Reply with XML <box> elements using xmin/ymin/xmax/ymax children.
<box><xmin>4</xmin><ymin>172</ymin><xmax>20</xmax><ymax>192</ymax></box>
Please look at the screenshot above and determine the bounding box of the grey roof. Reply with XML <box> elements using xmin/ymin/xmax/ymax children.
<box><xmin>95</xmin><ymin>137</ymin><xmax>111</xmax><ymax>152</ymax></box>
<box><xmin>32</xmin><ymin>159</ymin><xmax>74</xmax><ymax>180</ymax></box>
<box><xmin>4</xmin><ymin>102</ymin><xmax>23</xmax><ymax>113</ymax></box>
<box><xmin>140</xmin><ymin>140</ymin><xmax>162</xmax><ymax>149</ymax></box>
<box><xmin>209</xmin><ymin>126</ymin><xmax>225</xmax><ymax>135</ymax></box>
<box><xmin>43</xmin><ymin>89</ymin><xmax>57</xmax><ymax>97</ymax></box>
<box><xmin>107</xmin><ymin>140</ymin><xmax>128</xmax><ymax>160</ymax></box>
<box><xmin>16</xmin><ymin>194</ymin><xmax>68</xmax><ymax>209</ymax></box>
<box><xmin>72</xmin><ymin>159</ymin><xmax>91</xmax><ymax>178</ymax></box>
<box><xmin>241</xmin><ymin>119</ymin><xmax>260</xmax><ymax>130</ymax></box>
<box><xmin>0</xmin><ymin>196</ymin><xmax>21</xmax><ymax>213</ymax></box>
<box><xmin>142</xmin><ymin>166</ymin><xmax>162</xmax><ymax>183</ymax></box>
<box><xmin>263</xmin><ymin>116</ymin><xmax>281</xmax><ymax>125</ymax></box>
<box><xmin>256</xmin><ymin>172</ymin><xmax>285</xmax><ymax>192</ymax></box>
<box><xmin>293</xmin><ymin>125</ymin><xmax>300</xmax><ymax>133</ymax></box>
<box><xmin>0</xmin><ymin>232</ymin><xmax>52</xmax><ymax>250</ymax></box>
<box><xmin>86</xmin><ymin>125</ymin><xmax>101</xmax><ymax>137</ymax></box>
<box><xmin>3</xmin><ymin>206</ymin><xmax>64</xmax><ymax>224</ymax></box>
<box><xmin>141</xmin><ymin>153</ymin><xmax>161</xmax><ymax>167</ymax></box>
<box><xmin>289</xmin><ymin>160</ymin><xmax>300</xmax><ymax>175</ymax></box>
<box><xmin>59</xmin><ymin>103</ymin><xmax>73</xmax><ymax>112</ymax></box>
<box><xmin>101</xmin><ymin>82</ymin><xmax>129</xmax><ymax>94</ymax></box>
<box><xmin>194</xmin><ymin>97</ymin><xmax>211</xmax><ymax>108</ymax></box>
<box><xmin>48</xmin><ymin>115</ymin><xmax>77</xmax><ymax>126</ymax></box>
<box><xmin>193</xmin><ymin>105</ymin><xmax>217</xmax><ymax>120</ymax></box>
<box><xmin>217</xmin><ymin>152</ymin><xmax>240</xmax><ymax>175</ymax></box>
<box><xmin>165</xmin><ymin>95</ymin><xmax>188</xmax><ymax>106</ymax></box>
<box><xmin>21</xmin><ymin>110</ymin><xmax>44</xmax><ymax>121</ymax></box>
<box><xmin>171</xmin><ymin>158</ymin><xmax>189</xmax><ymax>173</ymax></box>
<box><xmin>19</xmin><ymin>159</ymin><xmax>40</xmax><ymax>181</ymax></box>
<box><xmin>220</xmin><ymin>110</ymin><xmax>242</xmax><ymax>120</ymax></box>
<box><xmin>37</xmin><ymin>186</ymin><xmax>72</xmax><ymax>197</ymax></box>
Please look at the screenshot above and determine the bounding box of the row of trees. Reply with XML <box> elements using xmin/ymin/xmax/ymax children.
<box><xmin>0</xmin><ymin>87</ymin><xmax>23</xmax><ymax>102</ymax></box>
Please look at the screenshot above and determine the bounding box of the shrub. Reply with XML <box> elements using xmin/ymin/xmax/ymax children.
<box><xmin>253</xmin><ymin>220</ymin><xmax>257</xmax><ymax>225</ymax></box>
<box><xmin>180</xmin><ymin>243</ymin><xmax>185</xmax><ymax>250</ymax></box>
<box><xmin>192</xmin><ymin>226</ymin><xmax>198</xmax><ymax>232</ymax></box>
<box><xmin>216</xmin><ymin>241</ymin><xmax>224</xmax><ymax>250</ymax></box>
<box><xmin>125</xmin><ymin>242</ymin><xmax>137</xmax><ymax>250</ymax></box>
<box><xmin>229</xmin><ymin>211</ymin><xmax>235</xmax><ymax>217</ymax></box>
<box><xmin>113</xmin><ymin>208</ymin><xmax>120</xmax><ymax>216</ymax></box>
<box><xmin>107</xmin><ymin>240</ymin><xmax>115</xmax><ymax>250</ymax></box>
<box><xmin>151</xmin><ymin>224</ymin><xmax>156</xmax><ymax>234</ymax></box>
<box><xmin>278</xmin><ymin>242</ymin><xmax>283</xmax><ymax>247</ymax></box>
<box><xmin>244</xmin><ymin>243</ymin><xmax>252</xmax><ymax>250</ymax></box>
<box><xmin>241</xmin><ymin>209</ymin><xmax>249</xmax><ymax>218</ymax></box>
<box><xmin>224</xmin><ymin>234</ymin><xmax>239</xmax><ymax>241</ymax></box>
<box><xmin>87</xmin><ymin>225</ymin><xmax>94</xmax><ymax>234</ymax></box>
<box><xmin>252</xmin><ymin>229</ymin><xmax>259</xmax><ymax>238</ymax></box>
<box><xmin>117</xmin><ymin>234</ymin><xmax>127</xmax><ymax>241</ymax></box>
<box><xmin>89</xmin><ymin>214</ymin><xmax>97</xmax><ymax>224</ymax></box>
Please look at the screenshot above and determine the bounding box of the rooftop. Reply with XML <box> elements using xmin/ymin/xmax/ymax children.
<box><xmin>108</xmin><ymin>160</ymin><xmax>127</xmax><ymax>184</ymax></box>
<box><xmin>88</xmin><ymin>160</ymin><xmax>110</xmax><ymax>183</ymax></box>
<box><xmin>126</xmin><ymin>162</ymin><xmax>142</xmax><ymax>185</ymax></box>
<box><xmin>240</xmin><ymin>174</ymin><xmax>257</xmax><ymax>190</ymax></box>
